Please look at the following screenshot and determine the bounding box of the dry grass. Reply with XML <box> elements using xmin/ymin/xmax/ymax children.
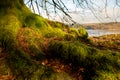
<box><xmin>90</xmin><ymin>34</ymin><xmax>120</xmax><ymax>51</ymax></box>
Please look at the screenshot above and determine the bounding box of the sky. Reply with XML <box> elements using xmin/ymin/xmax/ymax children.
<box><xmin>25</xmin><ymin>0</ymin><xmax>120</xmax><ymax>24</ymax></box>
<box><xmin>61</xmin><ymin>0</ymin><xmax>120</xmax><ymax>23</ymax></box>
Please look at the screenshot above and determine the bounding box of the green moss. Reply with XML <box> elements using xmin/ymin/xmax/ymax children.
<box><xmin>0</xmin><ymin>56</ymin><xmax>8</xmax><ymax>75</ymax></box>
<box><xmin>24</xmin><ymin>14</ymin><xmax>48</xmax><ymax>28</ymax></box>
<box><xmin>23</xmin><ymin>28</ymin><xmax>43</xmax><ymax>45</ymax></box>
<box><xmin>0</xmin><ymin>4</ymin><xmax>47</xmax><ymax>79</ymax></box>
<box><xmin>7</xmin><ymin>48</ymin><xmax>55</xmax><ymax>80</ymax></box>
<box><xmin>48</xmin><ymin>41</ymin><xmax>89</xmax><ymax>64</ymax></box>
<box><xmin>6</xmin><ymin>48</ymin><xmax>37</xmax><ymax>79</ymax></box>
<box><xmin>18</xmin><ymin>28</ymin><xmax>46</xmax><ymax>61</ymax></box>
<box><xmin>67</xmin><ymin>27</ymin><xmax>88</xmax><ymax>41</ymax></box>
<box><xmin>78</xmin><ymin>27</ymin><xmax>88</xmax><ymax>39</ymax></box>
<box><xmin>48</xmin><ymin>41</ymin><xmax>120</xmax><ymax>79</ymax></box>
<box><xmin>0</xmin><ymin>14</ymin><xmax>21</xmax><ymax>50</ymax></box>
<box><xmin>1</xmin><ymin>1</ymin><xmax>120</xmax><ymax>80</ymax></box>
<box><xmin>64</xmin><ymin>34</ymin><xmax>76</xmax><ymax>41</ymax></box>
<box><xmin>93</xmin><ymin>71</ymin><xmax>120</xmax><ymax>80</ymax></box>
<box><xmin>47</xmin><ymin>20</ymin><xmax>69</xmax><ymax>29</ymax></box>
<box><xmin>32</xmin><ymin>68</ymin><xmax>73</xmax><ymax>80</ymax></box>
<box><xmin>44</xmin><ymin>28</ymin><xmax>65</xmax><ymax>38</ymax></box>
<box><xmin>23</xmin><ymin>13</ymin><xmax>67</xmax><ymax>39</ymax></box>
<box><xmin>29</xmin><ymin>45</ymin><xmax>46</xmax><ymax>61</ymax></box>
<box><xmin>69</xmin><ymin>28</ymin><xmax>79</xmax><ymax>37</ymax></box>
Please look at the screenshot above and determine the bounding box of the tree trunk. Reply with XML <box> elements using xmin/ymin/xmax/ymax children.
<box><xmin>0</xmin><ymin>0</ymin><xmax>31</xmax><ymax>49</ymax></box>
<box><xmin>0</xmin><ymin>0</ymin><xmax>24</xmax><ymax>8</ymax></box>
<box><xmin>0</xmin><ymin>1</ymin><xmax>73</xmax><ymax>80</ymax></box>
<box><xmin>0</xmin><ymin>0</ymin><xmax>40</xmax><ymax>79</ymax></box>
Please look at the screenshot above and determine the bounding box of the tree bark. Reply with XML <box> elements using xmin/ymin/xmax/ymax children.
<box><xmin>0</xmin><ymin>0</ymin><xmax>24</xmax><ymax>7</ymax></box>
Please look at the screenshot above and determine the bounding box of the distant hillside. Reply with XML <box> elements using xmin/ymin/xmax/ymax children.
<box><xmin>82</xmin><ymin>22</ymin><xmax>120</xmax><ymax>30</ymax></box>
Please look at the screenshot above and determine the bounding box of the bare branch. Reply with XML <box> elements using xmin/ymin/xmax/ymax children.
<box><xmin>26</xmin><ymin>0</ymin><xmax>120</xmax><ymax>23</ymax></box>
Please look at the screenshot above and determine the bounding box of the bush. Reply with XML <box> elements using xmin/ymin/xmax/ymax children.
<box><xmin>78</xmin><ymin>27</ymin><xmax>88</xmax><ymax>39</ymax></box>
<box><xmin>69</xmin><ymin>28</ymin><xmax>79</xmax><ymax>36</ymax></box>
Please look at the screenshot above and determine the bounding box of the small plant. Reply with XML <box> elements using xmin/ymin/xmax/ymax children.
<box><xmin>69</xmin><ymin>28</ymin><xmax>79</xmax><ymax>36</ymax></box>
<box><xmin>78</xmin><ymin>27</ymin><xmax>88</xmax><ymax>39</ymax></box>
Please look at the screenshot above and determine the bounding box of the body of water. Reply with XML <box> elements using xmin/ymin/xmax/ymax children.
<box><xmin>87</xmin><ymin>29</ymin><xmax>120</xmax><ymax>36</ymax></box>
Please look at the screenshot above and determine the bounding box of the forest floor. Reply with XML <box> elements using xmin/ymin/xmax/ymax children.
<box><xmin>0</xmin><ymin>34</ymin><xmax>120</xmax><ymax>80</ymax></box>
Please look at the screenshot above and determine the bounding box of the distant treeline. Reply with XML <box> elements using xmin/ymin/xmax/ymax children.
<box><xmin>71</xmin><ymin>22</ymin><xmax>120</xmax><ymax>30</ymax></box>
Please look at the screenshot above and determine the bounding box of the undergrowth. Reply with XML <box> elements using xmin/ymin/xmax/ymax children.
<box><xmin>48</xmin><ymin>41</ymin><xmax>120</xmax><ymax>80</ymax></box>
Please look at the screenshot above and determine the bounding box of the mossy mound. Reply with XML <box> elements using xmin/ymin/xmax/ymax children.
<box><xmin>47</xmin><ymin>20</ymin><xmax>69</xmax><ymax>29</ymax></box>
<box><xmin>78</xmin><ymin>27</ymin><xmax>88</xmax><ymax>39</ymax></box>
<box><xmin>48</xmin><ymin>41</ymin><xmax>120</xmax><ymax>79</ymax></box>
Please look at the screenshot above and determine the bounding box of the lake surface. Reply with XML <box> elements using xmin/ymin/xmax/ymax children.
<box><xmin>87</xmin><ymin>29</ymin><xmax>120</xmax><ymax>36</ymax></box>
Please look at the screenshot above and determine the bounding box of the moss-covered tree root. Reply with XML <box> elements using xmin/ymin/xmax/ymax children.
<box><xmin>48</xmin><ymin>41</ymin><xmax>120</xmax><ymax>80</ymax></box>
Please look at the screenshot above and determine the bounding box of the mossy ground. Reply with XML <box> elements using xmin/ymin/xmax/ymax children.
<box><xmin>48</xmin><ymin>40</ymin><xmax>120</xmax><ymax>80</ymax></box>
<box><xmin>0</xmin><ymin>2</ymin><xmax>120</xmax><ymax>80</ymax></box>
<box><xmin>90</xmin><ymin>34</ymin><xmax>120</xmax><ymax>52</ymax></box>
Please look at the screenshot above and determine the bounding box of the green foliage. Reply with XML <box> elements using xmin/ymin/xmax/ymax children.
<box><xmin>78</xmin><ymin>27</ymin><xmax>88</xmax><ymax>39</ymax></box>
<box><xmin>44</xmin><ymin>28</ymin><xmax>65</xmax><ymax>38</ymax></box>
<box><xmin>67</xmin><ymin>27</ymin><xmax>88</xmax><ymax>41</ymax></box>
<box><xmin>66</xmin><ymin>28</ymin><xmax>80</xmax><ymax>41</ymax></box>
<box><xmin>69</xmin><ymin>28</ymin><xmax>79</xmax><ymax>37</ymax></box>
